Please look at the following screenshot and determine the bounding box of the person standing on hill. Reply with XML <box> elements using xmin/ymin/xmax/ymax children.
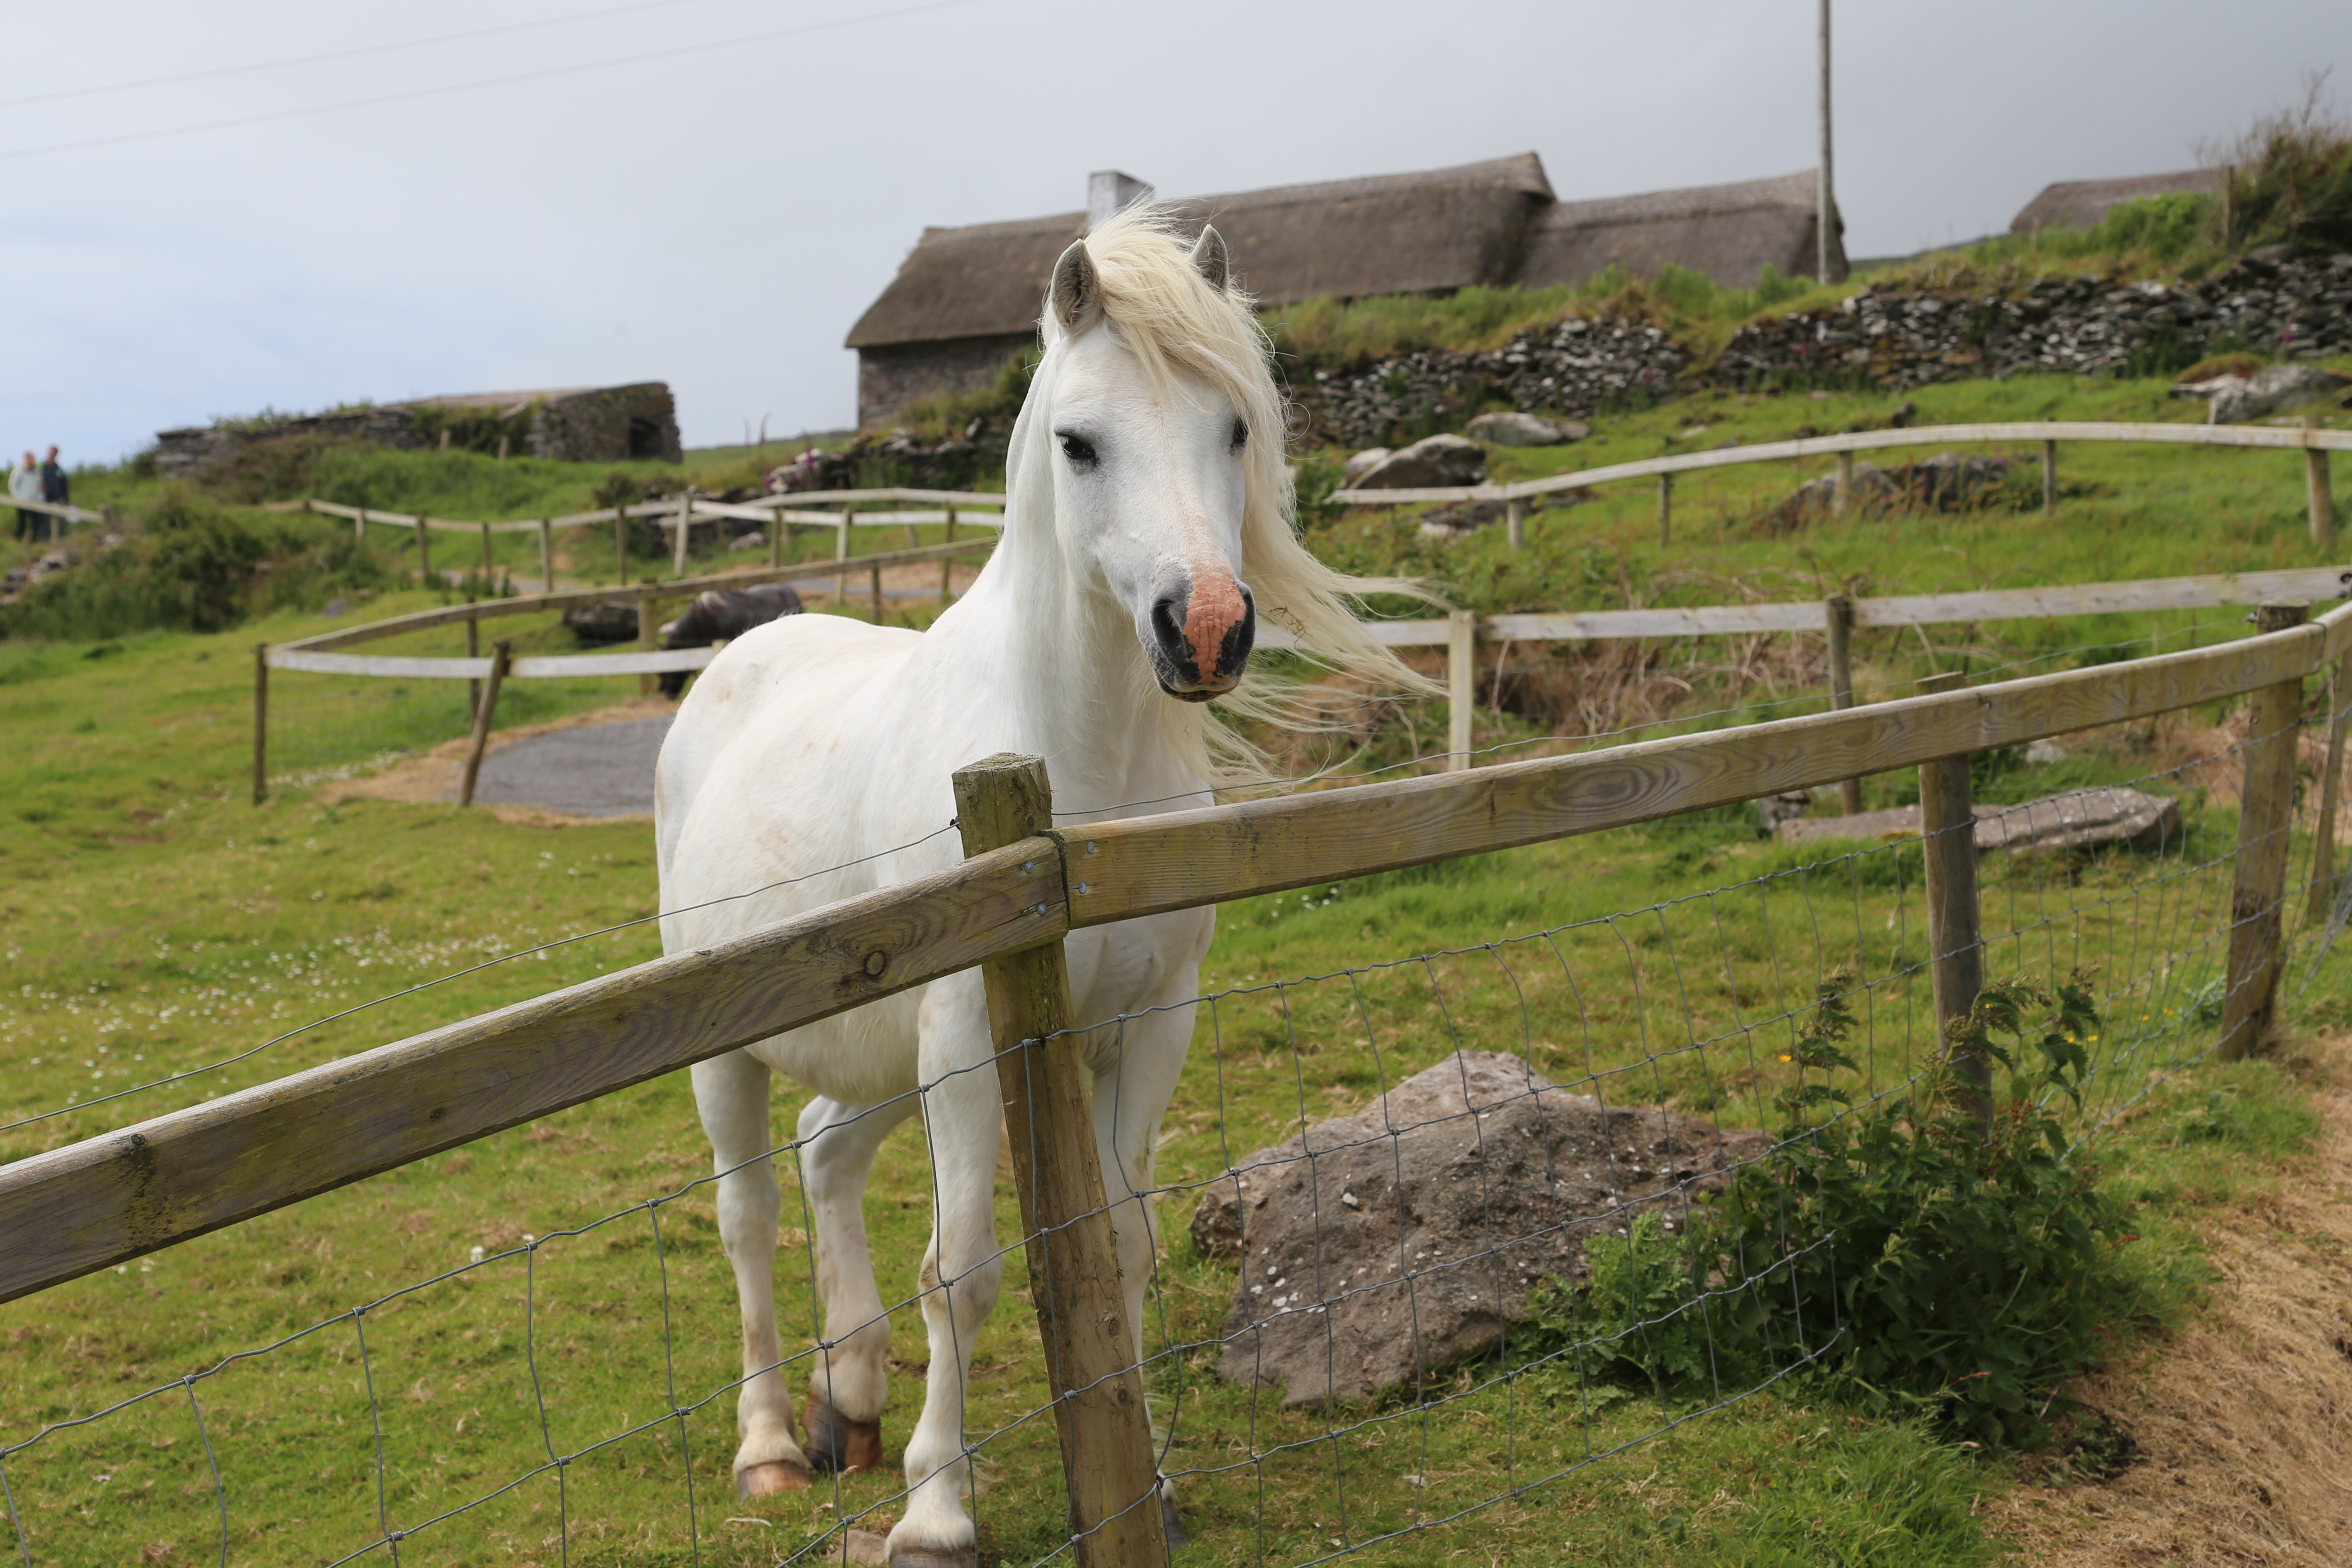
<box><xmin>9</xmin><ymin>451</ymin><xmax>40</xmax><ymax>542</ymax></box>
<box><xmin>40</xmin><ymin>447</ymin><xmax>67</xmax><ymax>530</ymax></box>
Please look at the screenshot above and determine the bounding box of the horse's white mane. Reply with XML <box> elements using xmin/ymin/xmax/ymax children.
<box><xmin>1019</xmin><ymin>203</ymin><xmax>1436</xmax><ymax>787</ymax></box>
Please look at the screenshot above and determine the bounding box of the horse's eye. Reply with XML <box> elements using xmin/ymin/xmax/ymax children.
<box><xmin>1058</xmin><ymin>432</ymin><xmax>1097</xmax><ymax>469</ymax></box>
<box><xmin>1231</xmin><ymin>419</ymin><xmax>1249</xmax><ymax>450</ymax></box>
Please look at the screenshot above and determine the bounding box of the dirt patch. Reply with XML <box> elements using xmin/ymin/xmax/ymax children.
<box><xmin>1991</xmin><ymin>1033</ymin><xmax>2352</xmax><ymax>1565</ymax></box>
<box><xmin>319</xmin><ymin>698</ymin><xmax>675</xmax><ymax>826</ymax></box>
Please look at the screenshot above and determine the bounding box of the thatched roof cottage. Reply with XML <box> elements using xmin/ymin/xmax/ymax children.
<box><xmin>844</xmin><ymin>155</ymin><xmax>1843</xmax><ymax>429</ymax></box>
<box><xmin>2009</xmin><ymin>168</ymin><xmax>2226</xmax><ymax>234</ymax></box>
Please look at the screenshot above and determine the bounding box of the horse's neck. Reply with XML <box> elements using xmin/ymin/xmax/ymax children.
<box><xmin>955</xmin><ymin>499</ymin><xmax>1200</xmax><ymax>820</ymax></box>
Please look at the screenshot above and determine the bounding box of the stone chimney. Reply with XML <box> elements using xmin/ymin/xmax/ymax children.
<box><xmin>1087</xmin><ymin>170</ymin><xmax>1152</xmax><ymax>229</ymax></box>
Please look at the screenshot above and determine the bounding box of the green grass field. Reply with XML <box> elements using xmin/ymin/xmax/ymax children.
<box><xmin>4</xmin><ymin>369</ymin><xmax>2351</xmax><ymax>1566</ymax></box>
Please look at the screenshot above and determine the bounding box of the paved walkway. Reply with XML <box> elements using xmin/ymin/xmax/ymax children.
<box><xmin>470</xmin><ymin>715</ymin><xmax>674</xmax><ymax>817</ymax></box>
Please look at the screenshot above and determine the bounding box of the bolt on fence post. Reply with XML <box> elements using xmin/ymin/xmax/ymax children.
<box><xmin>1916</xmin><ymin>671</ymin><xmax>1989</xmax><ymax>1125</ymax></box>
<box><xmin>2042</xmin><ymin>440</ymin><xmax>2058</xmax><ymax>515</ymax></box>
<box><xmin>1505</xmin><ymin>497</ymin><xmax>1526</xmax><ymax>550</ymax></box>
<box><xmin>458</xmin><ymin>642</ymin><xmax>512</xmax><ymax>808</ymax></box>
<box><xmin>251</xmin><ymin>643</ymin><xmax>269</xmax><ymax>807</ymax></box>
<box><xmin>952</xmin><ymin>754</ymin><xmax>1169</xmax><ymax>1568</ymax></box>
<box><xmin>2307</xmin><ymin>648</ymin><xmax>2352</xmax><ymax>922</ymax></box>
<box><xmin>2220</xmin><ymin>600</ymin><xmax>2310</xmax><ymax>1059</ymax></box>
<box><xmin>1448</xmin><ymin>609</ymin><xmax>1478</xmax><ymax>771</ymax></box>
<box><xmin>1824</xmin><ymin>594</ymin><xmax>1863</xmax><ymax>814</ymax></box>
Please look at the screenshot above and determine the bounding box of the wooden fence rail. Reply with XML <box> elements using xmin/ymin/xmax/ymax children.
<box><xmin>1333</xmin><ymin>418</ymin><xmax>2350</xmax><ymax>545</ymax></box>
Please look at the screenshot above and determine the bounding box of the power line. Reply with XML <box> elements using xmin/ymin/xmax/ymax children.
<box><xmin>0</xmin><ymin>0</ymin><xmax>989</xmax><ymax>163</ymax></box>
<box><xmin>0</xmin><ymin>0</ymin><xmax>730</xmax><ymax>111</ymax></box>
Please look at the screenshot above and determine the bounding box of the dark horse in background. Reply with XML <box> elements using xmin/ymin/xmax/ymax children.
<box><xmin>659</xmin><ymin>585</ymin><xmax>803</xmax><ymax>698</ymax></box>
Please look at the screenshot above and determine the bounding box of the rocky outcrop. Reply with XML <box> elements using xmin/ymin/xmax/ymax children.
<box><xmin>1464</xmin><ymin>411</ymin><xmax>1589</xmax><ymax>447</ymax></box>
<box><xmin>1775</xmin><ymin>786</ymin><xmax>2183</xmax><ymax>854</ymax></box>
<box><xmin>1348</xmin><ymin>433</ymin><xmax>1487</xmax><ymax>490</ymax></box>
<box><xmin>1189</xmin><ymin>1050</ymin><xmax>1767</xmax><ymax>1406</ymax></box>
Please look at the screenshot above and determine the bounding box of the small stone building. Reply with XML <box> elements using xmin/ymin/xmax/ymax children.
<box><xmin>2009</xmin><ymin>168</ymin><xmax>2226</xmax><ymax>234</ymax></box>
<box><xmin>153</xmin><ymin>383</ymin><xmax>682</xmax><ymax>478</ymax></box>
<box><xmin>844</xmin><ymin>156</ymin><xmax>1844</xmax><ymax>429</ymax></box>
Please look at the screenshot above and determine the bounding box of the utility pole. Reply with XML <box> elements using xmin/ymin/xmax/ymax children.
<box><xmin>1817</xmin><ymin>0</ymin><xmax>1838</xmax><ymax>283</ymax></box>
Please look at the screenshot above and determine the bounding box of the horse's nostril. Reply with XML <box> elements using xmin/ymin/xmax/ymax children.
<box><xmin>1152</xmin><ymin>592</ymin><xmax>1187</xmax><ymax>648</ymax></box>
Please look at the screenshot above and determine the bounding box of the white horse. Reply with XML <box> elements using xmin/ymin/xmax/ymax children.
<box><xmin>655</xmin><ymin>208</ymin><xmax>1421</xmax><ymax>1565</ymax></box>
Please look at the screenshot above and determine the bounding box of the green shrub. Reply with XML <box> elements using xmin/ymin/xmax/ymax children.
<box><xmin>2217</xmin><ymin>77</ymin><xmax>2352</xmax><ymax>253</ymax></box>
<box><xmin>1712</xmin><ymin>973</ymin><xmax>2150</xmax><ymax>1445</ymax></box>
<box><xmin>0</xmin><ymin>488</ymin><xmax>394</xmax><ymax>640</ymax></box>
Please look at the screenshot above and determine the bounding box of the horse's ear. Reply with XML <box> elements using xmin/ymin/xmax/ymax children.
<box><xmin>1190</xmin><ymin>225</ymin><xmax>1229</xmax><ymax>292</ymax></box>
<box><xmin>1050</xmin><ymin>240</ymin><xmax>1103</xmax><ymax>335</ymax></box>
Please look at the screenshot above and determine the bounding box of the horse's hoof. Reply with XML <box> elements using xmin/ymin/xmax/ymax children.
<box><xmin>882</xmin><ymin>1543</ymin><xmax>976</xmax><ymax>1568</ymax></box>
<box><xmin>1161</xmin><ymin>1490</ymin><xmax>1188</xmax><ymax>1550</ymax></box>
<box><xmin>805</xmin><ymin>1391</ymin><xmax>885</xmax><ymax>1474</ymax></box>
<box><xmin>735</xmin><ymin>1459</ymin><xmax>809</xmax><ymax>1498</ymax></box>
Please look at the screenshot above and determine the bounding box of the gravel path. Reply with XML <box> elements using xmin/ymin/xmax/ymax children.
<box><xmin>470</xmin><ymin>715</ymin><xmax>674</xmax><ymax>817</ymax></box>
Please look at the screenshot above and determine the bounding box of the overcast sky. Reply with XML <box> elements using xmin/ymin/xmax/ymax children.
<box><xmin>7</xmin><ymin>0</ymin><xmax>2346</xmax><ymax>466</ymax></box>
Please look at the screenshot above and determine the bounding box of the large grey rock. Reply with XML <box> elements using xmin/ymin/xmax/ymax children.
<box><xmin>1465</xmin><ymin>412</ymin><xmax>1589</xmax><ymax>447</ymax></box>
<box><xmin>1188</xmin><ymin>1050</ymin><xmax>1765</xmax><ymax>1406</ymax></box>
<box><xmin>1340</xmin><ymin>447</ymin><xmax>1391</xmax><ymax>482</ymax></box>
<box><xmin>1349</xmin><ymin>433</ymin><xmax>1486</xmax><ymax>490</ymax></box>
<box><xmin>1774</xmin><ymin>785</ymin><xmax>2180</xmax><ymax>854</ymax></box>
<box><xmin>2201</xmin><ymin>363</ymin><xmax>2351</xmax><ymax>425</ymax></box>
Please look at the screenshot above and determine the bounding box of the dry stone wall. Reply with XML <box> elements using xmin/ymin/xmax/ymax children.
<box><xmin>1291</xmin><ymin>250</ymin><xmax>2352</xmax><ymax>450</ymax></box>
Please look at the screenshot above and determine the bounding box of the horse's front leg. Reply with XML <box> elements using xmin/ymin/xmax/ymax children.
<box><xmin>890</xmin><ymin>973</ymin><xmax>1004</xmax><ymax>1568</ymax></box>
<box><xmin>691</xmin><ymin>1048</ymin><xmax>808</xmax><ymax>1496</ymax></box>
<box><xmin>1090</xmin><ymin>998</ymin><xmax>1197</xmax><ymax>1544</ymax></box>
<box><xmin>798</xmin><ymin>1087</ymin><xmax>917</xmax><ymax>1474</ymax></box>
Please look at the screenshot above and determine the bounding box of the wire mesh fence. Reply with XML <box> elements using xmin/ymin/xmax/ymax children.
<box><xmin>9</xmin><ymin>683</ymin><xmax>2338</xmax><ymax>1567</ymax></box>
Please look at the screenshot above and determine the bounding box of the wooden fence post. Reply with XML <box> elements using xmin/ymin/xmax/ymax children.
<box><xmin>671</xmin><ymin>491</ymin><xmax>692</xmax><ymax>576</ymax></box>
<box><xmin>1915</xmin><ymin>670</ymin><xmax>1989</xmax><ymax>1125</ymax></box>
<box><xmin>870</xmin><ymin>563</ymin><xmax>885</xmax><ymax>622</ymax></box>
<box><xmin>479</xmin><ymin>520</ymin><xmax>495</xmax><ymax>588</ymax></box>
<box><xmin>952</xmin><ymin>755</ymin><xmax>1169</xmax><ymax>1567</ymax></box>
<box><xmin>1833</xmin><ymin>452</ymin><xmax>1854</xmax><ymax>519</ymax></box>
<box><xmin>1657</xmin><ymin>473</ymin><xmax>1672</xmax><ymax>547</ymax></box>
<box><xmin>1825</xmin><ymin>594</ymin><xmax>1862</xmax><ymax>814</ymax></box>
<box><xmin>614</xmin><ymin>510</ymin><xmax>629</xmax><ymax>588</ymax></box>
<box><xmin>1448</xmin><ymin>609</ymin><xmax>1477</xmax><ymax>771</ymax></box>
<box><xmin>414</xmin><ymin>516</ymin><xmax>432</xmax><ymax>584</ymax></box>
<box><xmin>2307</xmin><ymin>418</ymin><xmax>2335</xmax><ymax>547</ymax></box>
<box><xmin>2307</xmin><ymin>648</ymin><xmax>2352</xmax><ymax>921</ymax></box>
<box><xmin>251</xmin><ymin>643</ymin><xmax>269</xmax><ymax>807</ymax></box>
<box><xmin>638</xmin><ymin>596</ymin><xmax>660</xmax><ymax>698</ymax></box>
<box><xmin>1505</xmin><ymin>498</ymin><xmax>1527</xmax><ymax>550</ymax></box>
<box><xmin>539</xmin><ymin>518</ymin><xmax>554</xmax><ymax>594</ymax></box>
<box><xmin>465</xmin><ymin>610</ymin><xmax>482</xmax><ymax>723</ymax></box>
<box><xmin>2220</xmin><ymin>600</ymin><xmax>2309</xmax><ymax>1059</ymax></box>
<box><xmin>2041</xmin><ymin>440</ymin><xmax>2058</xmax><ymax>515</ymax></box>
<box><xmin>770</xmin><ymin>510</ymin><xmax>785</xmax><ymax>569</ymax></box>
<box><xmin>941</xmin><ymin>505</ymin><xmax>957</xmax><ymax>603</ymax></box>
<box><xmin>458</xmin><ymin>642</ymin><xmax>512</xmax><ymax>808</ymax></box>
<box><xmin>835</xmin><ymin>506</ymin><xmax>851</xmax><ymax>605</ymax></box>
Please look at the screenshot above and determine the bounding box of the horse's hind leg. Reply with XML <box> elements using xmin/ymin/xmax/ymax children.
<box><xmin>798</xmin><ymin>1090</ymin><xmax>915</xmax><ymax>1474</ymax></box>
<box><xmin>692</xmin><ymin>1049</ymin><xmax>809</xmax><ymax>1497</ymax></box>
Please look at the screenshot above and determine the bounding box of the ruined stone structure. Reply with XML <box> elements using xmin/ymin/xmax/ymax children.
<box><xmin>153</xmin><ymin>383</ymin><xmax>682</xmax><ymax>478</ymax></box>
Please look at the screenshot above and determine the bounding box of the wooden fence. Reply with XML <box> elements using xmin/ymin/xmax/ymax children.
<box><xmin>1334</xmin><ymin>418</ymin><xmax>2349</xmax><ymax>547</ymax></box>
<box><xmin>9</xmin><ymin>588</ymin><xmax>2351</xmax><ymax>1562</ymax></box>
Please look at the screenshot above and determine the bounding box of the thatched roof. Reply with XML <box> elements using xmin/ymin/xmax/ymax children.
<box><xmin>845</xmin><ymin>211</ymin><xmax>1086</xmax><ymax>349</ymax></box>
<box><xmin>2009</xmin><ymin>168</ymin><xmax>2224</xmax><ymax>234</ymax></box>
<box><xmin>847</xmin><ymin>155</ymin><xmax>1553</xmax><ymax>349</ymax></box>
<box><xmin>1514</xmin><ymin>169</ymin><xmax>1839</xmax><ymax>289</ymax></box>
<box><xmin>848</xmin><ymin>159</ymin><xmax>1845</xmax><ymax>352</ymax></box>
<box><xmin>1164</xmin><ymin>153</ymin><xmax>1555</xmax><ymax>307</ymax></box>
